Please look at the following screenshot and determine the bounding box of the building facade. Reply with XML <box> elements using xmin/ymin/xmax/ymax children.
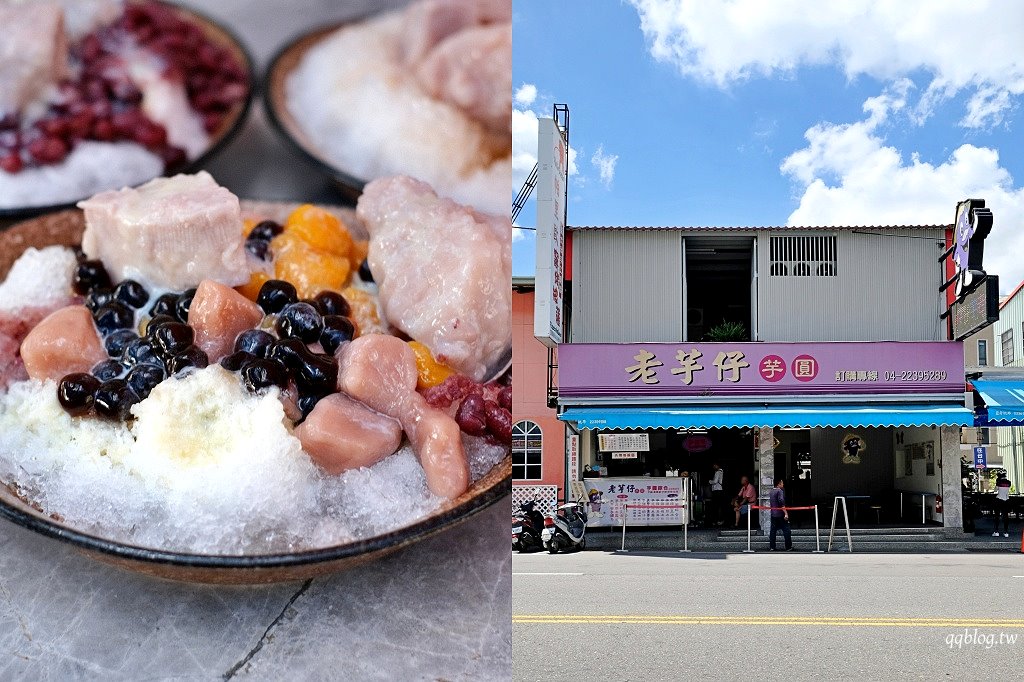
<box><xmin>512</xmin><ymin>278</ymin><xmax>565</xmax><ymax>512</ymax></box>
<box><xmin>555</xmin><ymin>225</ymin><xmax>973</xmax><ymax>532</ymax></box>
<box><xmin>989</xmin><ymin>282</ymin><xmax>1024</xmax><ymax>490</ymax></box>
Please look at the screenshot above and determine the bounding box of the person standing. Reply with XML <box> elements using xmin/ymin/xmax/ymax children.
<box><xmin>709</xmin><ymin>463</ymin><xmax>724</xmax><ymax>527</ymax></box>
<box><xmin>769</xmin><ymin>478</ymin><xmax>793</xmax><ymax>551</ymax></box>
<box><xmin>993</xmin><ymin>474</ymin><xmax>1012</xmax><ymax>538</ymax></box>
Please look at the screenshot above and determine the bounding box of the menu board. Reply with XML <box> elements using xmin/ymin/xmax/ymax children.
<box><xmin>598</xmin><ymin>433</ymin><xmax>650</xmax><ymax>452</ymax></box>
<box><xmin>583</xmin><ymin>477</ymin><xmax>686</xmax><ymax>527</ymax></box>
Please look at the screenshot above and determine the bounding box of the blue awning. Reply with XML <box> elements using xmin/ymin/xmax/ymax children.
<box><xmin>558</xmin><ymin>404</ymin><xmax>973</xmax><ymax>430</ymax></box>
<box><xmin>973</xmin><ymin>379</ymin><xmax>1024</xmax><ymax>425</ymax></box>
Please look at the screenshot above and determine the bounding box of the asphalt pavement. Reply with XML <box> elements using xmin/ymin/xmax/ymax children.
<box><xmin>513</xmin><ymin>550</ymin><xmax>1024</xmax><ymax>681</ymax></box>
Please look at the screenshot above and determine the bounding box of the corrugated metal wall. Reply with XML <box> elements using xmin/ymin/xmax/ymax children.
<box><xmin>571</xmin><ymin>230</ymin><xmax>683</xmax><ymax>342</ymax></box>
<box><xmin>992</xmin><ymin>291</ymin><xmax>1024</xmax><ymax>368</ymax></box>
<box><xmin>992</xmin><ymin>291</ymin><xmax>1024</xmax><ymax>488</ymax></box>
<box><xmin>757</xmin><ymin>229</ymin><xmax>946</xmax><ymax>341</ymax></box>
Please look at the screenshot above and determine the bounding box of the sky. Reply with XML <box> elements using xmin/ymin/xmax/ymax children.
<box><xmin>511</xmin><ymin>0</ymin><xmax>1024</xmax><ymax>292</ymax></box>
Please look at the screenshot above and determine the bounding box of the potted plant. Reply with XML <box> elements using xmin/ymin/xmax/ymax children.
<box><xmin>703</xmin><ymin>320</ymin><xmax>747</xmax><ymax>342</ymax></box>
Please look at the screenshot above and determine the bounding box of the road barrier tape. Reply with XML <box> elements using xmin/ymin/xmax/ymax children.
<box><xmin>622</xmin><ymin>504</ymin><xmax>687</xmax><ymax>510</ymax></box>
<box><xmin>745</xmin><ymin>504</ymin><xmax>824</xmax><ymax>553</ymax></box>
<box><xmin>749</xmin><ymin>505</ymin><xmax>816</xmax><ymax>511</ymax></box>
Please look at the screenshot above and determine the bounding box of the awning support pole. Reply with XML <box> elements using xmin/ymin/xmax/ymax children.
<box><xmin>680</xmin><ymin>477</ymin><xmax>691</xmax><ymax>553</ymax></box>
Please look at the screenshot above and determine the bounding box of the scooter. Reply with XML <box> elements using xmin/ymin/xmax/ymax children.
<box><xmin>541</xmin><ymin>498</ymin><xmax>587</xmax><ymax>554</ymax></box>
<box><xmin>512</xmin><ymin>499</ymin><xmax>546</xmax><ymax>552</ymax></box>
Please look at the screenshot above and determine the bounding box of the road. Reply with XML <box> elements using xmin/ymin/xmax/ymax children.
<box><xmin>513</xmin><ymin>550</ymin><xmax>1024</xmax><ymax>681</ymax></box>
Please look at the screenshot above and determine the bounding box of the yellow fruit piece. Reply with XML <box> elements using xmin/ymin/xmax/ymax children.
<box><xmin>236</xmin><ymin>271</ymin><xmax>269</xmax><ymax>301</ymax></box>
<box><xmin>275</xmin><ymin>247</ymin><xmax>351</xmax><ymax>300</ymax></box>
<box><xmin>242</xmin><ymin>217</ymin><xmax>259</xmax><ymax>238</ymax></box>
<box><xmin>409</xmin><ymin>341</ymin><xmax>454</xmax><ymax>390</ymax></box>
<box><xmin>350</xmin><ymin>239</ymin><xmax>369</xmax><ymax>271</ymax></box>
<box><xmin>342</xmin><ymin>286</ymin><xmax>385</xmax><ymax>335</ymax></box>
<box><xmin>285</xmin><ymin>204</ymin><xmax>353</xmax><ymax>258</ymax></box>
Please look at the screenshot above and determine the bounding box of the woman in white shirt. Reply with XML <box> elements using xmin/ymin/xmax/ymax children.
<box><xmin>993</xmin><ymin>475</ymin><xmax>1012</xmax><ymax>538</ymax></box>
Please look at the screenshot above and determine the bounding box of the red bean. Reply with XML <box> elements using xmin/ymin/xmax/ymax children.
<box><xmin>27</xmin><ymin>137</ymin><xmax>69</xmax><ymax>164</ymax></box>
<box><xmin>66</xmin><ymin>112</ymin><xmax>95</xmax><ymax>141</ymax></box>
<box><xmin>160</xmin><ymin>145</ymin><xmax>187</xmax><ymax>168</ymax></box>
<box><xmin>91</xmin><ymin>118</ymin><xmax>114</xmax><ymax>141</ymax></box>
<box><xmin>81</xmin><ymin>34</ymin><xmax>102</xmax><ymax>62</ymax></box>
<box><xmin>0</xmin><ymin>152</ymin><xmax>23</xmax><ymax>174</ymax></box>
<box><xmin>455</xmin><ymin>394</ymin><xmax>488</xmax><ymax>437</ymax></box>
<box><xmin>36</xmin><ymin>118</ymin><xmax>68</xmax><ymax>138</ymax></box>
<box><xmin>111</xmin><ymin>110</ymin><xmax>144</xmax><ymax>138</ymax></box>
<box><xmin>498</xmin><ymin>385</ymin><xmax>512</xmax><ymax>410</ymax></box>
<box><xmin>132</xmin><ymin>120</ymin><xmax>167</xmax><ymax>149</ymax></box>
<box><xmin>202</xmin><ymin>112</ymin><xmax>222</xmax><ymax>133</ymax></box>
<box><xmin>422</xmin><ymin>374</ymin><xmax>480</xmax><ymax>409</ymax></box>
<box><xmin>484</xmin><ymin>400</ymin><xmax>512</xmax><ymax>443</ymax></box>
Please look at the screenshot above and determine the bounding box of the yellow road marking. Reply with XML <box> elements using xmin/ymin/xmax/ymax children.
<box><xmin>513</xmin><ymin>615</ymin><xmax>1024</xmax><ymax>628</ymax></box>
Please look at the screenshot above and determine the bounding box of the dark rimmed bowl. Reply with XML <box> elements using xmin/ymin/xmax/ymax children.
<box><xmin>0</xmin><ymin>0</ymin><xmax>255</xmax><ymax>222</ymax></box>
<box><xmin>0</xmin><ymin>202</ymin><xmax>511</xmax><ymax>583</ymax></box>
<box><xmin>264</xmin><ymin>20</ymin><xmax>367</xmax><ymax>204</ymax></box>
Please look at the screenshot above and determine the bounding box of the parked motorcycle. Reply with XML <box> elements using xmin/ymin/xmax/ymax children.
<box><xmin>541</xmin><ymin>498</ymin><xmax>588</xmax><ymax>553</ymax></box>
<box><xmin>512</xmin><ymin>499</ymin><xmax>546</xmax><ymax>552</ymax></box>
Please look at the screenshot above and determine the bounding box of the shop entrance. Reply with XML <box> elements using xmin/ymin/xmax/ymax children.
<box><xmin>596</xmin><ymin>427</ymin><xmax>757</xmax><ymax>526</ymax></box>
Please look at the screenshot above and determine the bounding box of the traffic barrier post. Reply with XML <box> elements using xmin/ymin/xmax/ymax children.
<box><xmin>813</xmin><ymin>505</ymin><xmax>823</xmax><ymax>553</ymax></box>
<box><xmin>743</xmin><ymin>500</ymin><xmax>754</xmax><ymax>553</ymax></box>
<box><xmin>621</xmin><ymin>503</ymin><xmax>629</xmax><ymax>552</ymax></box>
<box><xmin>618</xmin><ymin>502</ymin><xmax>689</xmax><ymax>553</ymax></box>
<box><xmin>749</xmin><ymin>504</ymin><xmax>817</xmax><ymax>551</ymax></box>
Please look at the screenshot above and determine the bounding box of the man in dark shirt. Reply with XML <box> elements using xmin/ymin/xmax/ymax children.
<box><xmin>769</xmin><ymin>477</ymin><xmax>793</xmax><ymax>551</ymax></box>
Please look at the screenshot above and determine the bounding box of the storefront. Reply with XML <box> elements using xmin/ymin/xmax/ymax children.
<box><xmin>557</xmin><ymin>340</ymin><xmax>972</xmax><ymax>530</ymax></box>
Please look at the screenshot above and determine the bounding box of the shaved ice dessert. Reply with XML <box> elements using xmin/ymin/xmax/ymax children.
<box><xmin>0</xmin><ymin>172</ymin><xmax>511</xmax><ymax>554</ymax></box>
<box><xmin>0</xmin><ymin>0</ymin><xmax>249</xmax><ymax>209</ymax></box>
<box><xmin>285</xmin><ymin>0</ymin><xmax>511</xmax><ymax>215</ymax></box>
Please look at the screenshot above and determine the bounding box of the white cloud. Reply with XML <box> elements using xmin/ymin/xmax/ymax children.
<box><xmin>511</xmin><ymin>103</ymin><xmax>579</xmax><ymax>195</ymax></box>
<box><xmin>590</xmin><ymin>144</ymin><xmax>619</xmax><ymax>188</ymax></box>
<box><xmin>514</xmin><ymin>83</ymin><xmax>538</xmax><ymax>106</ymax></box>
<box><xmin>781</xmin><ymin>94</ymin><xmax>1024</xmax><ymax>290</ymax></box>
<box><xmin>512</xmin><ymin>107</ymin><xmax>540</xmax><ymax>191</ymax></box>
<box><xmin>962</xmin><ymin>85</ymin><xmax>1019</xmax><ymax>128</ymax></box>
<box><xmin>512</xmin><ymin>227</ymin><xmax>527</xmax><ymax>242</ymax></box>
<box><xmin>628</xmin><ymin>0</ymin><xmax>1024</xmax><ymax>127</ymax></box>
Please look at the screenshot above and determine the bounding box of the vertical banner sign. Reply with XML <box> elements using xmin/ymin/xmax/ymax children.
<box><xmin>533</xmin><ymin>117</ymin><xmax>568</xmax><ymax>347</ymax></box>
<box><xmin>568</xmin><ymin>434</ymin><xmax>579</xmax><ymax>482</ymax></box>
<box><xmin>973</xmin><ymin>446</ymin><xmax>987</xmax><ymax>470</ymax></box>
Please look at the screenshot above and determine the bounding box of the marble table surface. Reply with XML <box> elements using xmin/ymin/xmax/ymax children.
<box><xmin>0</xmin><ymin>502</ymin><xmax>511</xmax><ymax>681</ymax></box>
<box><xmin>0</xmin><ymin>1</ymin><xmax>511</xmax><ymax>679</ymax></box>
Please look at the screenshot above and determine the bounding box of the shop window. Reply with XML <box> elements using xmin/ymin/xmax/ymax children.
<box><xmin>769</xmin><ymin>235</ymin><xmax>837</xmax><ymax>277</ymax></box>
<box><xmin>1001</xmin><ymin>329</ymin><xmax>1014</xmax><ymax>365</ymax></box>
<box><xmin>977</xmin><ymin>339</ymin><xmax>988</xmax><ymax>366</ymax></box>
<box><xmin>512</xmin><ymin>420</ymin><xmax>543</xmax><ymax>480</ymax></box>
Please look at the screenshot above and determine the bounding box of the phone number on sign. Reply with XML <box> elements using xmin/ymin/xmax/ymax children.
<box><xmin>883</xmin><ymin>370</ymin><xmax>948</xmax><ymax>381</ymax></box>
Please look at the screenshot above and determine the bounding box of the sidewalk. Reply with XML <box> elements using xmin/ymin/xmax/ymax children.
<box><xmin>567</xmin><ymin>525</ymin><xmax>1023</xmax><ymax>553</ymax></box>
